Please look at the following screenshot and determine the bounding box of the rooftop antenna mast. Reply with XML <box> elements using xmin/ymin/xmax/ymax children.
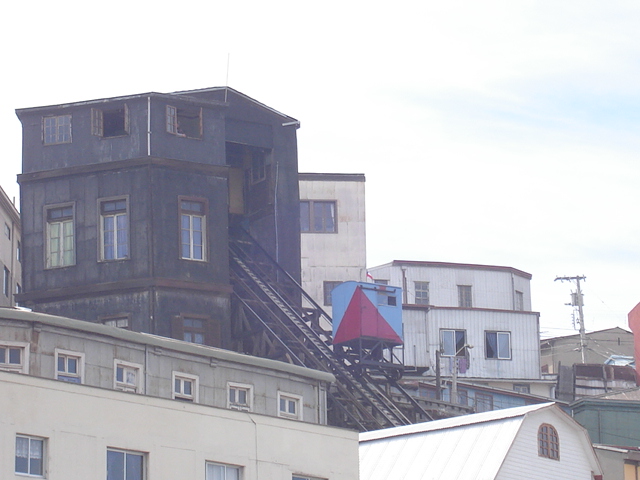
<box><xmin>555</xmin><ymin>275</ymin><xmax>587</xmax><ymax>363</ymax></box>
<box><xmin>225</xmin><ymin>53</ymin><xmax>230</xmax><ymax>103</ymax></box>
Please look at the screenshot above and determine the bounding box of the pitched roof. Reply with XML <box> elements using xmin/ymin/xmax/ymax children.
<box><xmin>359</xmin><ymin>403</ymin><xmax>600</xmax><ymax>480</ymax></box>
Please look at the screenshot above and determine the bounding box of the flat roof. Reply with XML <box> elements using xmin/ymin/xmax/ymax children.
<box><xmin>372</xmin><ymin>260</ymin><xmax>532</xmax><ymax>279</ymax></box>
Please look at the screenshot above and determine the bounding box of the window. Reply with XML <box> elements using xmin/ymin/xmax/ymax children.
<box><xmin>180</xmin><ymin>199</ymin><xmax>206</xmax><ymax>261</ymax></box>
<box><xmin>300</xmin><ymin>200</ymin><xmax>336</xmax><ymax>233</ymax></box>
<box><xmin>485</xmin><ymin>331</ymin><xmax>511</xmax><ymax>359</ymax></box>
<box><xmin>323</xmin><ymin>281</ymin><xmax>342</xmax><ymax>306</ymax></box>
<box><xmin>514</xmin><ymin>383</ymin><xmax>530</xmax><ymax>394</ymax></box>
<box><xmin>441</xmin><ymin>329</ymin><xmax>467</xmax><ymax>357</ymax></box>
<box><xmin>206</xmin><ymin>462</ymin><xmax>240</xmax><ymax>480</ymax></box>
<box><xmin>293</xmin><ymin>476</ymin><xmax>325</xmax><ymax>480</ymax></box>
<box><xmin>3</xmin><ymin>267</ymin><xmax>9</xmax><ymax>297</ymax></box>
<box><xmin>0</xmin><ymin>342</ymin><xmax>28</xmax><ymax>373</ymax></box>
<box><xmin>475</xmin><ymin>392</ymin><xmax>493</xmax><ymax>413</ymax></box>
<box><xmin>624</xmin><ymin>461</ymin><xmax>640</xmax><ymax>480</ymax></box>
<box><xmin>46</xmin><ymin>205</ymin><xmax>74</xmax><ymax>268</ymax></box>
<box><xmin>373</xmin><ymin>279</ymin><xmax>388</xmax><ymax>285</ymax></box>
<box><xmin>166</xmin><ymin>105</ymin><xmax>202</xmax><ymax>139</ymax></box>
<box><xmin>173</xmin><ymin>372</ymin><xmax>198</xmax><ymax>402</ymax></box>
<box><xmin>414</xmin><ymin>281</ymin><xmax>429</xmax><ymax>305</ymax></box>
<box><xmin>100</xmin><ymin>199</ymin><xmax>129</xmax><ymax>260</ymax></box>
<box><xmin>538</xmin><ymin>423</ymin><xmax>560</xmax><ymax>460</ymax></box>
<box><xmin>250</xmin><ymin>149</ymin><xmax>267</xmax><ymax>183</ymax></box>
<box><xmin>107</xmin><ymin>449</ymin><xmax>144</xmax><ymax>480</ymax></box>
<box><xmin>228</xmin><ymin>382</ymin><xmax>253</xmax><ymax>411</ymax></box>
<box><xmin>458</xmin><ymin>285</ymin><xmax>472</xmax><ymax>307</ymax></box>
<box><xmin>92</xmin><ymin>105</ymin><xmax>129</xmax><ymax>137</ymax></box>
<box><xmin>102</xmin><ymin>316</ymin><xmax>129</xmax><ymax>329</ymax></box>
<box><xmin>4</xmin><ymin>222</ymin><xmax>10</xmax><ymax>239</ymax></box>
<box><xmin>278</xmin><ymin>392</ymin><xmax>303</xmax><ymax>420</ymax></box>
<box><xmin>377</xmin><ymin>291</ymin><xmax>397</xmax><ymax>306</ymax></box>
<box><xmin>515</xmin><ymin>290</ymin><xmax>524</xmax><ymax>311</ymax></box>
<box><xmin>15</xmin><ymin>435</ymin><xmax>45</xmax><ymax>476</ymax></box>
<box><xmin>183</xmin><ymin>317</ymin><xmax>206</xmax><ymax>344</ymax></box>
<box><xmin>43</xmin><ymin>114</ymin><xmax>71</xmax><ymax>144</ymax></box>
<box><xmin>114</xmin><ymin>360</ymin><xmax>142</xmax><ymax>393</ymax></box>
<box><xmin>17</xmin><ymin>240</ymin><xmax>21</xmax><ymax>262</ymax></box>
<box><xmin>55</xmin><ymin>349</ymin><xmax>84</xmax><ymax>384</ymax></box>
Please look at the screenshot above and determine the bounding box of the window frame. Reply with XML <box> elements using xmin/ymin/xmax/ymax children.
<box><xmin>113</xmin><ymin>359</ymin><xmax>143</xmax><ymax>394</ymax></box>
<box><xmin>107</xmin><ymin>448</ymin><xmax>145</xmax><ymax>480</ymax></box>
<box><xmin>457</xmin><ymin>285</ymin><xmax>473</xmax><ymax>308</ymax></box>
<box><xmin>440</xmin><ymin>329</ymin><xmax>467</xmax><ymax>357</ymax></box>
<box><xmin>323</xmin><ymin>281</ymin><xmax>342</xmax><ymax>306</ymax></box>
<box><xmin>99</xmin><ymin>197</ymin><xmax>130</xmax><ymax>261</ymax></box>
<box><xmin>0</xmin><ymin>341</ymin><xmax>29</xmax><ymax>373</ymax></box>
<box><xmin>475</xmin><ymin>392</ymin><xmax>494</xmax><ymax>413</ymax></box>
<box><xmin>91</xmin><ymin>104</ymin><xmax>130</xmax><ymax>138</ymax></box>
<box><xmin>277</xmin><ymin>391</ymin><xmax>303</xmax><ymax>421</ymax></box>
<box><xmin>172</xmin><ymin>371</ymin><xmax>199</xmax><ymax>402</ymax></box>
<box><xmin>54</xmin><ymin>348</ymin><xmax>84</xmax><ymax>384</ymax></box>
<box><xmin>43</xmin><ymin>114</ymin><xmax>72</xmax><ymax>145</ymax></box>
<box><xmin>179</xmin><ymin>197</ymin><xmax>207</xmax><ymax>262</ymax></box>
<box><xmin>45</xmin><ymin>204</ymin><xmax>75</xmax><ymax>269</ymax></box>
<box><xmin>300</xmin><ymin>200</ymin><xmax>337</xmax><ymax>233</ymax></box>
<box><xmin>515</xmin><ymin>290</ymin><xmax>524</xmax><ymax>311</ymax></box>
<box><xmin>3</xmin><ymin>266</ymin><xmax>9</xmax><ymax>297</ymax></box>
<box><xmin>15</xmin><ymin>434</ymin><xmax>46</xmax><ymax>477</ymax></box>
<box><xmin>414</xmin><ymin>281</ymin><xmax>429</xmax><ymax>305</ymax></box>
<box><xmin>538</xmin><ymin>423</ymin><xmax>560</xmax><ymax>460</ymax></box>
<box><xmin>485</xmin><ymin>331</ymin><xmax>512</xmax><ymax>360</ymax></box>
<box><xmin>205</xmin><ymin>461</ymin><xmax>241</xmax><ymax>480</ymax></box>
<box><xmin>227</xmin><ymin>382</ymin><xmax>254</xmax><ymax>412</ymax></box>
<box><xmin>101</xmin><ymin>315</ymin><xmax>130</xmax><ymax>329</ymax></box>
<box><xmin>166</xmin><ymin>105</ymin><xmax>203</xmax><ymax>139</ymax></box>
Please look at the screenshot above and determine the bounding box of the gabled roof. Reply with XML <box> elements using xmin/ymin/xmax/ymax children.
<box><xmin>360</xmin><ymin>403</ymin><xmax>601</xmax><ymax>480</ymax></box>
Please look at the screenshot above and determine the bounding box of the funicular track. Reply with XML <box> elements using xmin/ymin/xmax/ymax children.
<box><xmin>229</xmin><ymin>227</ymin><xmax>432</xmax><ymax>431</ymax></box>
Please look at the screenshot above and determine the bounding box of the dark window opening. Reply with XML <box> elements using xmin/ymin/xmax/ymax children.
<box><xmin>323</xmin><ymin>281</ymin><xmax>342</xmax><ymax>306</ymax></box>
<box><xmin>92</xmin><ymin>106</ymin><xmax>129</xmax><ymax>137</ymax></box>
<box><xmin>166</xmin><ymin>105</ymin><xmax>202</xmax><ymax>139</ymax></box>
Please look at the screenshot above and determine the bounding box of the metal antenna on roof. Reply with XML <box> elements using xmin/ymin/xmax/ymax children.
<box><xmin>225</xmin><ymin>53</ymin><xmax>230</xmax><ymax>102</ymax></box>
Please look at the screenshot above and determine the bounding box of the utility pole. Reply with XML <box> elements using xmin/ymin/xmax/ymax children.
<box><xmin>555</xmin><ymin>275</ymin><xmax>587</xmax><ymax>363</ymax></box>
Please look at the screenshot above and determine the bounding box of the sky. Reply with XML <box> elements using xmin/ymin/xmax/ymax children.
<box><xmin>2</xmin><ymin>1</ymin><xmax>640</xmax><ymax>340</ymax></box>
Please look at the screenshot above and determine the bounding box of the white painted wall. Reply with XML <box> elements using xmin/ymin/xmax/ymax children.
<box><xmin>368</xmin><ymin>262</ymin><xmax>533</xmax><ymax>311</ymax></box>
<box><xmin>0</xmin><ymin>371</ymin><xmax>359</xmax><ymax>480</ymax></box>
<box><xmin>299</xmin><ymin>174</ymin><xmax>367</xmax><ymax>316</ymax></box>
<box><xmin>402</xmin><ymin>307</ymin><xmax>541</xmax><ymax>379</ymax></box>
<box><xmin>497</xmin><ymin>409</ymin><xmax>602</xmax><ymax>479</ymax></box>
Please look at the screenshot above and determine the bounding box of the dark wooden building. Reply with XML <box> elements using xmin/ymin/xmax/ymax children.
<box><xmin>15</xmin><ymin>87</ymin><xmax>301</xmax><ymax>349</ymax></box>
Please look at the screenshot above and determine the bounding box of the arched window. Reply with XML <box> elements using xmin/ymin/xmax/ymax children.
<box><xmin>538</xmin><ymin>423</ymin><xmax>560</xmax><ymax>460</ymax></box>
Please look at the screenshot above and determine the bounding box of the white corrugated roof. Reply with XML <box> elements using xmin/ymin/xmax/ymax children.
<box><xmin>360</xmin><ymin>402</ymin><xmax>555</xmax><ymax>442</ymax></box>
<box><xmin>359</xmin><ymin>403</ymin><xmax>557</xmax><ymax>480</ymax></box>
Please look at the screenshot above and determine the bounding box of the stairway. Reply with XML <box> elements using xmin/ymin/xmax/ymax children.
<box><xmin>229</xmin><ymin>228</ymin><xmax>432</xmax><ymax>431</ymax></box>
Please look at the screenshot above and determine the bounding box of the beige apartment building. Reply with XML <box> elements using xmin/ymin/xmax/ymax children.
<box><xmin>0</xmin><ymin>184</ymin><xmax>20</xmax><ymax>307</ymax></box>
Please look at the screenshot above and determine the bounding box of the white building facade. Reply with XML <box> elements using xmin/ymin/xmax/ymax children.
<box><xmin>0</xmin><ymin>308</ymin><xmax>359</xmax><ymax>480</ymax></box>
<box><xmin>369</xmin><ymin>261</ymin><xmax>548</xmax><ymax>396</ymax></box>
<box><xmin>360</xmin><ymin>403</ymin><xmax>603</xmax><ymax>480</ymax></box>
<box><xmin>299</xmin><ymin>173</ymin><xmax>367</xmax><ymax>316</ymax></box>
